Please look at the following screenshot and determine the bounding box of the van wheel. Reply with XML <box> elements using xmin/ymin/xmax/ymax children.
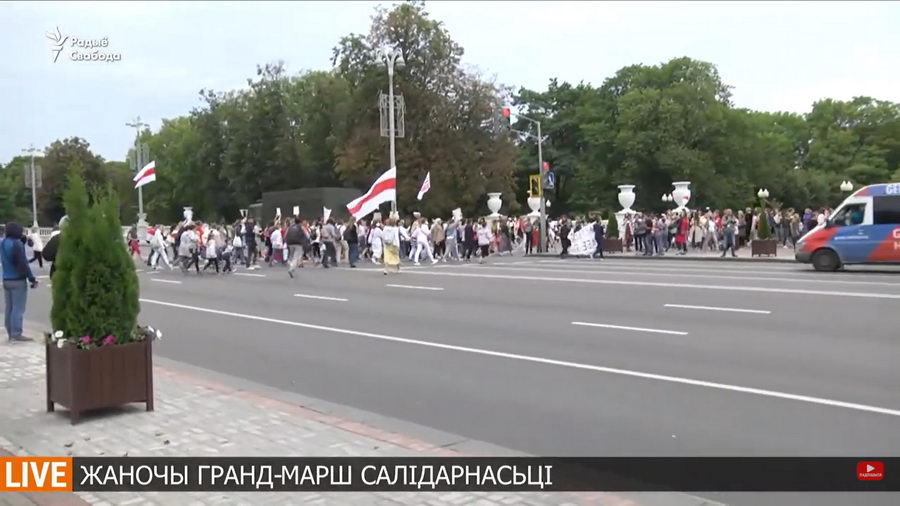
<box><xmin>812</xmin><ymin>249</ymin><xmax>840</xmax><ymax>272</ymax></box>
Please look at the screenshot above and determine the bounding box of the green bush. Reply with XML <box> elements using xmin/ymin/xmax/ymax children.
<box><xmin>606</xmin><ymin>211</ymin><xmax>619</xmax><ymax>239</ymax></box>
<box><xmin>50</xmin><ymin>173</ymin><xmax>89</xmax><ymax>333</ymax></box>
<box><xmin>51</xmin><ymin>175</ymin><xmax>140</xmax><ymax>344</ymax></box>
<box><xmin>757</xmin><ymin>212</ymin><xmax>772</xmax><ymax>240</ymax></box>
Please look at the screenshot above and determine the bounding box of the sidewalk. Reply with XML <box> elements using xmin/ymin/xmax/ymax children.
<box><xmin>0</xmin><ymin>337</ymin><xmax>722</xmax><ymax>506</ymax></box>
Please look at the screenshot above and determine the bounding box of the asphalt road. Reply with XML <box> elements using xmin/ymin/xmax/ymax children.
<box><xmin>19</xmin><ymin>255</ymin><xmax>900</xmax><ymax>505</ymax></box>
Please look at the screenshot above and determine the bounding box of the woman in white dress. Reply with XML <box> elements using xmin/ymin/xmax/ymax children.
<box><xmin>370</xmin><ymin>221</ymin><xmax>383</xmax><ymax>264</ymax></box>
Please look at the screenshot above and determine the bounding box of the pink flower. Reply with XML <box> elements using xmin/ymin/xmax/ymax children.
<box><xmin>79</xmin><ymin>336</ymin><xmax>91</xmax><ymax>345</ymax></box>
<box><xmin>102</xmin><ymin>335</ymin><xmax>116</xmax><ymax>347</ymax></box>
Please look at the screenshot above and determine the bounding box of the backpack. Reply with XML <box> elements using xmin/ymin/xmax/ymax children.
<box><xmin>383</xmin><ymin>229</ymin><xmax>396</xmax><ymax>246</ymax></box>
<box><xmin>343</xmin><ymin>226</ymin><xmax>355</xmax><ymax>242</ymax></box>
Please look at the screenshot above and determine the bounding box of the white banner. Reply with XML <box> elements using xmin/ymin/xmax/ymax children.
<box><xmin>568</xmin><ymin>226</ymin><xmax>597</xmax><ymax>256</ymax></box>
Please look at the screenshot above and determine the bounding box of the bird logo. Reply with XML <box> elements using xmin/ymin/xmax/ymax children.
<box><xmin>45</xmin><ymin>26</ymin><xmax>68</xmax><ymax>63</ymax></box>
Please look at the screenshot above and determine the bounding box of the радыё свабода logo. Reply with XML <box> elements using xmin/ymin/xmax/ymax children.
<box><xmin>45</xmin><ymin>26</ymin><xmax>121</xmax><ymax>63</ymax></box>
<box><xmin>45</xmin><ymin>26</ymin><xmax>68</xmax><ymax>63</ymax></box>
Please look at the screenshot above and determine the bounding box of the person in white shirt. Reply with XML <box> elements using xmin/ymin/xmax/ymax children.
<box><xmin>413</xmin><ymin>218</ymin><xmax>437</xmax><ymax>265</ymax></box>
<box><xmin>370</xmin><ymin>221</ymin><xmax>384</xmax><ymax>264</ymax></box>
<box><xmin>27</xmin><ymin>228</ymin><xmax>44</xmax><ymax>269</ymax></box>
<box><xmin>399</xmin><ymin>222</ymin><xmax>411</xmax><ymax>259</ymax></box>
<box><xmin>149</xmin><ymin>226</ymin><xmax>173</xmax><ymax>270</ymax></box>
<box><xmin>269</xmin><ymin>226</ymin><xmax>284</xmax><ymax>266</ymax></box>
<box><xmin>203</xmin><ymin>232</ymin><xmax>221</xmax><ymax>273</ymax></box>
<box><xmin>476</xmin><ymin>218</ymin><xmax>493</xmax><ymax>264</ymax></box>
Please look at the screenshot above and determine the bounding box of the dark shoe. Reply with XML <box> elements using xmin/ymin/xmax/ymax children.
<box><xmin>288</xmin><ymin>270</ymin><xmax>294</xmax><ymax>279</ymax></box>
<box><xmin>9</xmin><ymin>335</ymin><xmax>33</xmax><ymax>342</ymax></box>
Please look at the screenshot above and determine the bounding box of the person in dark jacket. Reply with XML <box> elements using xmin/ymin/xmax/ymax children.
<box><xmin>591</xmin><ymin>216</ymin><xmax>605</xmax><ymax>259</ymax></box>
<box><xmin>285</xmin><ymin>217</ymin><xmax>309</xmax><ymax>278</ymax></box>
<box><xmin>1</xmin><ymin>223</ymin><xmax>38</xmax><ymax>342</ymax></box>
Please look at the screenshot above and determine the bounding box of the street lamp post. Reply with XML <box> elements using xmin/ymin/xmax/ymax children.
<box><xmin>509</xmin><ymin>113</ymin><xmax>548</xmax><ymax>252</ymax></box>
<box><xmin>379</xmin><ymin>47</ymin><xmax>405</xmax><ymax>218</ymax></box>
<box><xmin>126</xmin><ymin>116</ymin><xmax>150</xmax><ymax>229</ymax></box>
<box><xmin>22</xmin><ymin>144</ymin><xmax>40</xmax><ymax>229</ymax></box>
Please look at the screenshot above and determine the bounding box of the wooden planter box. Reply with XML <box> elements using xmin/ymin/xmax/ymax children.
<box><xmin>46</xmin><ymin>339</ymin><xmax>154</xmax><ymax>424</ymax></box>
<box><xmin>751</xmin><ymin>239</ymin><xmax>778</xmax><ymax>257</ymax></box>
<box><xmin>603</xmin><ymin>238</ymin><xmax>624</xmax><ymax>253</ymax></box>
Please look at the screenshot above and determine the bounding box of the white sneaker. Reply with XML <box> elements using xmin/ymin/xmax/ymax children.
<box><xmin>431</xmin><ymin>259</ymin><xmax>439</xmax><ymax>264</ymax></box>
<box><xmin>414</xmin><ymin>262</ymin><xmax>421</xmax><ymax>266</ymax></box>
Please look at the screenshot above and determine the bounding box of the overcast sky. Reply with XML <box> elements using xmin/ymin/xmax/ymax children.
<box><xmin>1</xmin><ymin>1</ymin><xmax>898</xmax><ymax>164</ymax></box>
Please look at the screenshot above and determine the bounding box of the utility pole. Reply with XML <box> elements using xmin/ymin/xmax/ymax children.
<box><xmin>380</xmin><ymin>47</ymin><xmax>405</xmax><ymax>218</ymax></box>
<box><xmin>508</xmin><ymin>112</ymin><xmax>548</xmax><ymax>252</ymax></box>
<box><xmin>126</xmin><ymin>116</ymin><xmax>149</xmax><ymax>230</ymax></box>
<box><xmin>22</xmin><ymin>144</ymin><xmax>40</xmax><ymax>229</ymax></box>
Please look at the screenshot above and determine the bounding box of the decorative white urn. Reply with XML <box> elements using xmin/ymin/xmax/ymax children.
<box><xmin>527</xmin><ymin>196</ymin><xmax>541</xmax><ymax>217</ymax></box>
<box><xmin>487</xmin><ymin>192</ymin><xmax>502</xmax><ymax>217</ymax></box>
<box><xmin>671</xmin><ymin>181</ymin><xmax>691</xmax><ymax>211</ymax></box>
<box><xmin>183</xmin><ymin>207</ymin><xmax>193</xmax><ymax>223</ymax></box>
<box><xmin>617</xmin><ymin>185</ymin><xmax>636</xmax><ymax>213</ymax></box>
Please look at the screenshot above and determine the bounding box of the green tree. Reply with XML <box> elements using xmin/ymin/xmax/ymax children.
<box><xmin>51</xmin><ymin>174</ymin><xmax>139</xmax><ymax>342</ymax></box>
<box><xmin>757</xmin><ymin>212</ymin><xmax>772</xmax><ymax>240</ymax></box>
<box><xmin>50</xmin><ymin>172</ymin><xmax>90</xmax><ymax>334</ymax></box>
<box><xmin>606</xmin><ymin>211</ymin><xmax>618</xmax><ymax>239</ymax></box>
<box><xmin>332</xmin><ymin>1</ymin><xmax>519</xmax><ymax>217</ymax></box>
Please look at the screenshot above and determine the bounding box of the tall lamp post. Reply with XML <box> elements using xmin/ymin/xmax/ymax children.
<box><xmin>22</xmin><ymin>144</ymin><xmax>40</xmax><ymax>229</ymax></box>
<box><xmin>126</xmin><ymin>116</ymin><xmax>150</xmax><ymax>230</ymax></box>
<box><xmin>508</xmin><ymin>112</ymin><xmax>549</xmax><ymax>252</ymax></box>
<box><xmin>378</xmin><ymin>47</ymin><xmax>405</xmax><ymax>218</ymax></box>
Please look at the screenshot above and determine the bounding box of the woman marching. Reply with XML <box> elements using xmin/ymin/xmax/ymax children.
<box><xmin>381</xmin><ymin>218</ymin><xmax>402</xmax><ymax>275</ymax></box>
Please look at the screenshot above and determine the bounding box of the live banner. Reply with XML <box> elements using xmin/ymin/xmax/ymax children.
<box><xmin>0</xmin><ymin>457</ymin><xmax>895</xmax><ymax>493</ymax></box>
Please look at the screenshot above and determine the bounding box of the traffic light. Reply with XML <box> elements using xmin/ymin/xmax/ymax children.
<box><xmin>493</xmin><ymin>106</ymin><xmax>511</xmax><ymax>135</ymax></box>
<box><xmin>528</xmin><ymin>174</ymin><xmax>542</xmax><ymax>197</ymax></box>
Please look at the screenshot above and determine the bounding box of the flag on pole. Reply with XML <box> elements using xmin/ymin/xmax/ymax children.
<box><xmin>346</xmin><ymin>167</ymin><xmax>396</xmax><ymax>220</ymax></box>
<box><xmin>323</xmin><ymin>206</ymin><xmax>332</xmax><ymax>222</ymax></box>
<box><xmin>133</xmin><ymin>161</ymin><xmax>156</xmax><ymax>189</ymax></box>
<box><xmin>416</xmin><ymin>171</ymin><xmax>431</xmax><ymax>201</ymax></box>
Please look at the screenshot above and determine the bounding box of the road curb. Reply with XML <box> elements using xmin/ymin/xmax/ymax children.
<box><xmin>525</xmin><ymin>253</ymin><xmax>794</xmax><ymax>264</ymax></box>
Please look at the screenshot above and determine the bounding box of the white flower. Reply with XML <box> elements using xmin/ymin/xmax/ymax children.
<box><xmin>155</xmin><ymin>329</ymin><xmax>162</xmax><ymax>340</ymax></box>
<box><xmin>53</xmin><ymin>330</ymin><xmax>64</xmax><ymax>339</ymax></box>
<box><xmin>147</xmin><ymin>326</ymin><xmax>155</xmax><ymax>334</ymax></box>
<box><xmin>56</xmin><ymin>339</ymin><xmax>65</xmax><ymax>348</ymax></box>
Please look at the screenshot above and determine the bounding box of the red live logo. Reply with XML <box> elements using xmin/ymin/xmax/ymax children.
<box><xmin>857</xmin><ymin>461</ymin><xmax>884</xmax><ymax>481</ymax></box>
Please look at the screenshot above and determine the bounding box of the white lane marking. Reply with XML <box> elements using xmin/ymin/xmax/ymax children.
<box><xmin>665</xmin><ymin>304</ymin><xmax>771</xmax><ymax>314</ymax></box>
<box><xmin>386</xmin><ymin>284</ymin><xmax>444</xmax><ymax>291</ymax></box>
<box><xmin>139</xmin><ymin>298</ymin><xmax>900</xmax><ymax>418</ymax></box>
<box><xmin>234</xmin><ymin>273</ymin><xmax>267</xmax><ymax>278</ymax></box>
<box><xmin>401</xmin><ymin>270</ymin><xmax>900</xmax><ymax>299</ymax></box>
<box><xmin>294</xmin><ymin>294</ymin><xmax>348</xmax><ymax>302</ymax></box>
<box><xmin>505</xmin><ymin>265</ymin><xmax>900</xmax><ymax>287</ymax></box>
<box><xmin>151</xmin><ymin>278</ymin><xmax>182</xmax><ymax>285</ymax></box>
<box><xmin>36</xmin><ymin>275</ymin><xmax>49</xmax><ymax>279</ymax></box>
<box><xmin>572</xmin><ymin>322</ymin><xmax>688</xmax><ymax>336</ymax></box>
<box><xmin>537</xmin><ymin>259</ymin><xmax>803</xmax><ymax>272</ymax></box>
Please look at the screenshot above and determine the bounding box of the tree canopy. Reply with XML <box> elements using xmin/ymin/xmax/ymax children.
<box><xmin>2</xmin><ymin>2</ymin><xmax>898</xmax><ymax>226</ymax></box>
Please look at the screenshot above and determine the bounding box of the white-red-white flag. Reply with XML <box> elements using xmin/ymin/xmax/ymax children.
<box><xmin>133</xmin><ymin>161</ymin><xmax>156</xmax><ymax>189</ymax></box>
<box><xmin>346</xmin><ymin>167</ymin><xmax>396</xmax><ymax>220</ymax></box>
<box><xmin>416</xmin><ymin>171</ymin><xmax>431</xmax><ymax>201</ymax></box>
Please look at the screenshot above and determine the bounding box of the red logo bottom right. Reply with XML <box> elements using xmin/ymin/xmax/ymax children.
<box><xmin>857</xmin><ymin>461</ymin><xmax>884</xmax><ymax>481</ymax></box>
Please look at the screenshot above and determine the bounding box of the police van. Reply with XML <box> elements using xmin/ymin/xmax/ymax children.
<box><xmin>795</xmin><ymin>182</ymin><xmax>900</xmax><ymax>271</ymax></box>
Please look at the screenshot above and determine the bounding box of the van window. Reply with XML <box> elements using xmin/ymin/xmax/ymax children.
<box><xmin>831</xmin><ymin>203</ymin><xmax>866</xmax><ymax>227</ymax></box>
<box><xmin>873</xmin><ymin>196</ymin><xmax>900</xmax><ymax>225</ymax></box>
